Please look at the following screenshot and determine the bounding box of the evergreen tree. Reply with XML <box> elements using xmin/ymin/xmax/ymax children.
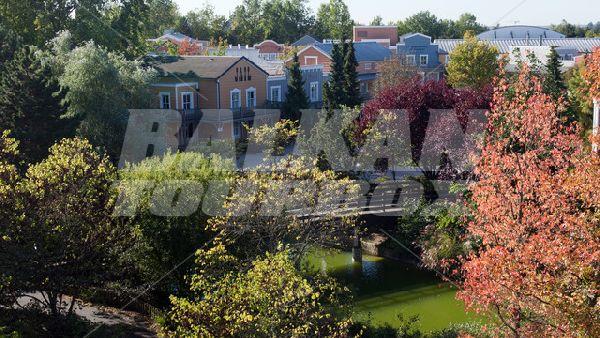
<box><xmin>343</xmin><ymin>41</ymin><xmax>361</xmax><ymax>107</ymax></box>
<box><xmin>283</xmin><ymin>53</ymin><xmax>309</xmax><ymax>120</ymax></box>
<box><xmin>0</xmin><ymin>46</ymin><xmax>76</xmax><ymax>164</ymax></box>
<box><xmin>543</xmin><ymin>46</ymin><xmax>567</xmax><ymax>100</ymax></box>
<box><xmin>323</xmin><ymin>41</ymin><xmax>345</xmax><ymax>111</ymax></box>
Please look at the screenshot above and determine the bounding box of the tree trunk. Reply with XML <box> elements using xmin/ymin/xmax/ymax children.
<box><xmin>352</xmin><ymin>226</ymin><xmax>362</xmax><ymax>263</ymax></box>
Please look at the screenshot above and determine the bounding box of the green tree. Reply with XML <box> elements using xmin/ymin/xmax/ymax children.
<box><xmin>49</xmin><ymin>32</ymin><xmax>157</xmax><ymax>159</ymax></box>
<box><xmin>0</xmin><ymin>46</ymin><xmax>76</xmax><ymax>164</ymax></box>
<box><xmin>315</xmin><ymin>0</ymin><xmax>353</xmax><ymax>40</ymax></box>
<box><xmin>259</xmin><ymin>0</ymin><xmax>315</xmax><ymax>44</ymax></box>
<box><xmin>0</xmin><ymin>22</ymin><xmax>22</xmax><ymax>72</ymax></box>
<box><xmin>566</xmin><ymin>63</ymin><xmax>594</xmax><ymax>134</ymax></box>
<box><xmin>551</xmin><ymin>19</ymin><xmax>587</xmax><ymax>37</ymax></box>
<box><xmin>118</xmin><ymin>152</ymin><xmax>234</xmax><ymax>296</ymax></box>
<box><xmin>343</xmin><ymin>41</ymin><xmax>361</xmax><ymax>107</ymax></box>
<box><xmin>446</xmin><ymin>32</ymin><xmax>498</xmax><ymax>89</ymax></box>
<box><xmin>181</xmin><ymin>3</ymin><xmax>229</xmax><ymax>41</ymax></box>
<box><xmin>230</xmin><ymin>0</ymin><xmax>265</xmax><ymax>44</ymax></box>
<box><xmin>370</xmin><ymin>15</ymin><xmax>384</xmax><ymax>26</ymax></box>
<box><xmin>397</xmin><ymin>11</ymin><xmax>442</xmax><ymax>39</ymax></box>
<box><xmin>162</xmin><ymin>248</ymin><xmax>354</xmax><ymax>337</ymax></box>
<box><xmin>0</xmin><ymin>138</ymin><xmax>127</xmax><ymax>317</ymax></box>
<box><xmin>323</xmin><ymin>42</ymin><xmax>346</xmax><ymax>111</ymax></box>
<box><xmin>543</xmin><ymin>46</ymin><xmax>567</xmax><ymax>101</ymax></box>
<box><xmin>283</xmin><ymin>54</ymin><xmax>309</xmax><ymax>119</ymax></box>
<box><xmin>145</xmin><ymin>0</ymin><xmax>180</xmax><ymax>37</ymax></box>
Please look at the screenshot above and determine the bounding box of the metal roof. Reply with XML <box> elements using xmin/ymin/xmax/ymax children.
<box><xmin>477</xmin><ymin>26</ymin><xmax>566</xmax><ymax>40</ymax></box>
<box><xmin>314</xmin><ymin>42</ymin><xmax>392</xmax><ymax>62</ymax></box>
<box><xmin>436</xmin><ymin>38</ymin><xmax>600</xmax><ymax>54</ymax></box>
<box><xmin>292</xmin><ymin>35</ymin><xmax>319</xmax><ymax>47</ymax></box>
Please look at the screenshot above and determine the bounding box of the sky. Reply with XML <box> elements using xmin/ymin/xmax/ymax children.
<box><xmin>174</xmin><ymin>0</ymin><xmax>600</xmax><ymax>27</ymax></box>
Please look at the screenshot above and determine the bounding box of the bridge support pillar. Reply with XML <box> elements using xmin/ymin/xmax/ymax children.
<box><xmin>352</xmin><ymin>227</ymin><xmax>362</xmax><ymax>263</ymax></box>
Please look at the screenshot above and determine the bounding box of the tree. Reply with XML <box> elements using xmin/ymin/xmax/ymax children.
<box><xmin>370</xmin><ymin>15</ymin><xmax>384</xmax><ymax>26</ymax></box>
<box><xmin>118</xmin><ymin>152</ymin><xmax>234</xmax><ymax>297</ymax></box>
<box><xmin>323</xmin><ymin>42</ymin><xmax>346</xmax><ymax>111</ymax></box>
<box><xmin>230</xmin><ymin>0</ymin><xmax>266</xmax><ymax>44</ymax></box>
<box><xmin>543</xmin><ymin>46</ymin><xmax>567</xmax><ymax>101</ymax></box>
<box><xmin>283</xmin><ymin>53</ymin><xmax>309</xmax><ymax>119</ymax></box>
<box><xmin>181</xmin><ymin>3</ymin><xmax>229</xmax><ymax>41</ymax></box>
<box><xmin>315</xmin><ymin>0</ymin><xmax>353</xmax><ymax>40</ymax></box>
<box><xmin>343</xmin><ymin>42</ymin><xmax>361</xmax><ymax>107</ymax></box>
<box><xmin>451</xmin><ymin>13</ymin><xmax>486</xmax><ymax>38</ymax></box>
<box><xmin>0</xmin><ymin>138</ymin><xmax>128</xmax><ymax>317</ymax></box>
<box><xmin>582</xmin><ymin>47</ymin><xmax>600</xmax><ymax>100</ymax></box>
<box><xmin>397</xmin><ymin>11</ymin><xmax>442</xmax><ymax>39</ymax></box>
<box><xmin>259</xmin><ymin>0</ymin><xmax>315</xmax><ymax>44</ymax></box>
<box><xmin>161</xmin><ymin>248</ymin><xmax>353</xmax><ymax>336</ymax></box>
<box><xmin>0</xmin><ymin>46</ymin><xmax>76</xmax><ymax>164</ymax></box>
<box><xmin>566</xmin><ymin>63</ymin><xmax>594</xmax><ymax>133</ymax></box>
<box><xmin>551</xmin><ymin>19</ymin><xmax>587</xmax><ymax>37</ymax></box>
<box><xmin>49</xmin><ymin>32</ymin><xmax>157</xmax><ymax>160</ymax></box>
<box><xmin>372</xmin><ymin>58</ymin><xmax>418</xmax><ymax>96</ymax></box>
<box><xmin>446</xmin><ymin>31</ymin><xmax>499</xmax><ymax>89</ymax></box>
<box><xmin>0</xmin><ymin>22</ymin><xmax>22</xmax><ymax>72</ymax></box>
<box><xmin>459</xmin><ymin>65</ymin><xmax>600</xmax><ymax>336</ymax></box>
<box><xmin>145</xmin><ymin>0</ymin><xmax>180</xmax><ymax>37</ymax></box>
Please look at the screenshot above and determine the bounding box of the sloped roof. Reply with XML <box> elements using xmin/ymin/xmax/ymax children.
<box><xmin>436</xmin><ymin>38</ymin><xmax>600</xmax><ymax>54</ymax></box>
<box><xmin>292</xmin><ymin>35</ymin><xmax>319</xmax><ymax>47</ymax></box>
<box><xmin>149</xmin><ymin>56</ymin><xmax>268</xmax><ymax>79</ymax></box>
<box><xmin>477</xmin><ymin>26</ymin><xmax>565</xmax><ymax>40</ymax></box>
<box><xmin>314</xmin><ymin>42</ymin><xmax>392</xmax><ymax>62</ymax></box>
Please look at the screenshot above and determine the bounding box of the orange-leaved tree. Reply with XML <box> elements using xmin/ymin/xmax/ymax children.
<box><xmin>582</xmin><ymin>47</ymin><xmax>600</xmax><ymax>100</ymax></box>
<box><xmin>459</xmin><ymin>64</ymin><xmax>600</xmax><ymax>337</ymax></box>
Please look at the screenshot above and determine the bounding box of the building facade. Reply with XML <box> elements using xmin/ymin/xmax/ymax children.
<box><xmin>396</xmin><ymin>33</ymin><xmax>443</xmax><ymax>81</ymax></box>
<box><xmin>353</xmin><ymin>26</ymin><xmax>399</xmax><ymax>47</ymax></box>
<box><xmin>266</xmin><ymin>65</ymin><xmax>325</xmax><ymax>108</ymax></box>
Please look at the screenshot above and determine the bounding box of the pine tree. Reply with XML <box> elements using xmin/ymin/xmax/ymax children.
<box><xmin>0</xmin><ymin>46</ymin><xmax>76</xmax><ymax>164</ymax></box>
<box><xmin>283</xmin><ymin>53</ymin><xmax>309</xmax><ymax>120</ymax></box>
<box><xmin>543</xmin><ymin>46</ymin><xmax>567</xmax><ymax>100</ymax></box>
<box><xmin>343</xmin><ymin>41</ymin><xmax>361</xmax><ymax>107</ymax></box>
<box><xmin>323</xmin><ymin>42</ymin><xmax>345</xmax><ymax>111</ymax></box>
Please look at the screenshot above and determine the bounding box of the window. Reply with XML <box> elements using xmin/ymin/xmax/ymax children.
<box><xmin>160</xmin><ymin>93</ymin><xmax>170</xmax><ymax>109</ymax></box>
<box><xmin>246</xmin><ymin>88</ymin><xmax>256</xmax><ymax>108</ymax></box>
<box><xmin>444</xmin><ymin>55</ymin><xmax>450</xmax><ymax>65</ymax></box>
<box><xmin>360</xmin><ymin>82</ymin><xmax>369</xmax><ymax>94</ymax></box>
<box><xmin>406</xmin><ymin>55</ymin><xmax>416</xmax><ymax>65</ymax></box>
<box><xmin>305</xmin><ymin>56</ymin><xmax>318</xmax><ymax>65</ymax></box>
<box><xmin>247</xmin><ymin>67</ymin><xmax>252</xmax><ymax>81</ymax></box>
<box><xmin>364</xmin><ymin>62</ymin><xmax>373</xmax><ymax>71</ymax></box>
<box><xmin>310</xmin><ymin>82</ymin><xmax>318</xmax><ymax>102</ymax></box>
<box><xmin>420</xmin><ymin>55</ymin><xmax>428</xmax><ymax>66</ymax></box>
<box><xmin>181</xmin><ymin>92</ymin><xmax>193</xmax><ymax>110</ymax></box>
<box><xmin>230</xmin><ymin>89</ymin><xmax>241</xmax><ymax>109</ymax></box>
<box><xmin>270</xmin><ymin>86</ymin><xmax>281</xmax><ymax>102</ymax></box>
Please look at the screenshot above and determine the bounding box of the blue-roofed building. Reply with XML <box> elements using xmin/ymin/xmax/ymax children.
<box><xmin>290</xmin><ymin>41</ymin><xmax>392</xmax><ymax>99</ymax></box>
<box><xmin>396</xmin><ymin>33</ymin><xmax>444</xmax><ymax>81</ymax></box>
<box><xmin>266</xmin><ymin>65</ymin><xmax>325</xmax><ymax>109</ymax></box>
<box><xmin>477</xmin><ymin>26</ymin><xmax>566</xmax><ymax>40</ymax></box>
<box><xmin>292</xmin><ymin>35</ymin><xmax>319</xmax><ymax>47</ymax></box>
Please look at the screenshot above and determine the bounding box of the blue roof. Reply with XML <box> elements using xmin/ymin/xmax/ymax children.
<box><xmin>315</xmin><ymin>42</ymin><xmax>392</xmax><ymax>62</ymax></box>
<box><xmin>292</xmin><ymin>35</ymin><xmax>319</xmax><ymax>47</ymax></box>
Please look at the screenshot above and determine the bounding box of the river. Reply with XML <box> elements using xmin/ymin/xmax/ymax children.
<box><xmin>305</xmin><ymin>249</ymin><xmax>482</xmax><ymax>333</ymax></box>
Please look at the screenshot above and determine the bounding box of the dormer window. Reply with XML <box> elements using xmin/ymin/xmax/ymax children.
<box><xmin>406</xmin><ymin>55</ymin><xmax>416</xmax><ymax>65</ymax></box>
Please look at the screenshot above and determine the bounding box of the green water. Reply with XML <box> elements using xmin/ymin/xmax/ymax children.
<box><xmin>305</xmin><ymin>249</ymin><xmax>481</xmax><ymax>332</ymax></box>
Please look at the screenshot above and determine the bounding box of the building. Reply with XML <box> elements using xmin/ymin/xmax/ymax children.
<box><xmin>353</xmin><ymin>25</ymin><xmax>399</xmax><ymax>47</ymax></box>
<box><xmin>396</xmin><ymin>33</ymin><xmax>443</xmax><ymax>81</ymax></box>
<box><xmin>150</xmin><ymin>56</ymin><xmax>270</xmax><ymax>142</ymax></box>
<box><xmin>290</xmin><ymin>41</ymin><xmax>392</xmax><ymax>98</ymax></box>
<box><xmin>147</xmin><ymin>30</ymin><xmax>208</xmax><ymax>54</ymax></box>
<box><xmin>254</xmin><ymin>40</ymin><xmax>285</xmax><ymax>60</ymax></box>
<box><xmin>477</xmin><ymin>25</ymin><xmax>566</xmax><ymax>40</ymax></box>
<box><xmin>266</xmin><ymin>65</ymin><xmax>325</xmax><ymax>108</ymax></box>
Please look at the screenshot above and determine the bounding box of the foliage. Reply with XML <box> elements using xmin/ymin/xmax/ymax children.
<box><xmin>178</xmin><ymin>3</ymin><xmax>229</xmax><ymax>42</ymax></box>
<box><xmin>0</xmin><ymin>138</ymin><xmax>128</xmax><ymax>317</ymax></box>
<box><xmin>543</xmin><ymin>47</ymin><xmax>567</xmax><ymax>101</ymax></box>
<box><xmin>446</xmin><ymin>32</ymin><xmax>499</xmax><ymax>89</ymax></box>
<box><xmin>314</xmin><ymin>0</ymin><xmax>353</xmax><ymax>40</ymax></box>
<box><xmin>566</xmin><ymin>63</ymin><xmax>594</xmax><ymax>134</ymax></box>
<box><xmin>582</xmin><ymin>47</ymin><xmax>600</xmax><ymax>100</ymax></box>
<box><xmin>283</xmin><ymin>53</ymin><xmax>309</xmax><ymax>119</ymax></box>
<box><xmin>343</xmin><ymin>42</ymin><xmax>361</xmax><ymax>107</ymax></box>
<box><xmin>0</xmin><ymin>22</ymin><xmax>22</xmax><ymax>72</ymax></box>
<box><xmin>162</xmin><ymin>248</ymin><xmax>353</xmax><ymax>337</ymax></box>
<box><xmin>247</xmin><ymin>119</ymin><xmax>299</xmax><ymax>157</ymax></box>
<box><xmin>372</xmin><ymin>58</ymin><xmax>418</xmax><ymax>96</ymax></box>
<box><xmin>551</xmin><ymin>19</ymin><xmax>600</xmax><ymax>38</ymax></box>
<box><xmin>359</xmin><ymin>78</ymin><xmax>492</xmax><ymax>165</ymax></box>
<box><xmin>48</xmin><ymin>33</ymin><xmax>158</xmax><ymax>160</ymax></box>
<box><xmin>323</xmin><ymin>41</ymin><xmax>347</xmax><ymax>111</ymax></box>
<box><xmin>177</xmin><ymin>39</ymin><xmax>201</xmax><ymax>55</ymax></box>
<box><xmin>118</xmin><ymin>152</ymin><xmax>234</xmax><ymax>297</ymax></box>
<box><xmin>208</xmin><ymin>156</ymin><xmax>359</xmax><ymax>260</ymax></box>
<box><xmin>459</xmin><ymin>65</ymin><xmax>600</xmax><ymax>336</ymax></box>
<box><xmin>396</xmin><ymin>12</ymin><xmax>486</xmax><ymax>40</ymax></box>
<box><xmin>0</xmin><ymin>45</ymin><xmax>75</xmax><ymax>164</ymax></box>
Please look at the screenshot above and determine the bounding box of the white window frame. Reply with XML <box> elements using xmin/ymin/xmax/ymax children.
<box><xmin>230</xmin><ymin>89</ymin><xmax>241</xmax><ymax>109</ymax></box>
<box><xmin>304</xmin><ymin>56</ymin><xmax>318</xmax><ymax>65</ymax></box>
<box><xmin>364</xmin><ymin>62</ymin><xmax>373</xmax><ymax>71</ymax></box>
<box><xmin>420</xmin><ymin>55</ymin><xmax>429</xmax><ymax>66</ymax></box>
<box><xmin>159</xmin><ymin>92</ymin><xmax>170</xmax><ymax>109</ymax></box>
<box><xmin>309</xmin><ymin>82</ymin><xmax>319</xmax><ymax>102</ymax></box>
<box><xmin>406</xmin><ymin>54</ymin><xmax>416</xmax><ymax>65</ymax></box>
<box><xmin>246</xmin><ymin>87</ymin><xmax>256</xmax><ymax>108</ymax></box>
<box><xmin>181</xmin><ymin>92</ymin><xmax>194</xmax><ymax>110</ymax></box>
<box><xmin>270</xmin><ymin>86</ymin><xmax>281</xmax><ymax>102</ymax></box>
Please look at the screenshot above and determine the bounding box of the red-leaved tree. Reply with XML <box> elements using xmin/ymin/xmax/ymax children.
<box><xmin>582</xmin><ymin>48</ymin><xmax>600</xmax><ymax>100</ymax></box>
<box><xmin>459</xmin><ymin>65</ymin><xmax>600</xmax><ymax>336</ymax></box>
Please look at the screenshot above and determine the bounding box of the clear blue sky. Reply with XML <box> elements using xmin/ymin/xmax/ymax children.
<box><xmin>174</xmin><ymin>0</ymin><xmax>600</xmax><ymax>27</ymax></box>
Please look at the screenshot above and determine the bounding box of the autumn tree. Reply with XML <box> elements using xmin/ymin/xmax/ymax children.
<box><xmin>582</xmin><ymin>47</ymin><xmax>600</xmax><ymax>100</ymax></box>
<box><xmin>446</xmin><ymin>31</ymin><xmax>499</xmax><ymax>89</ymax></box>
<box><xmin>372</xmin><ymin>58</ymin><xmax>418</xmax><ymax>96</ymax></box>
<box><xmin>459</xmin><ymin>65</ymin><xmax>600</xmax><ymax>336</ymax></box>
<box><xmin>0</xmin><ymin>138</ymin><xmax>129</xmax><ymax>317</ymax></box>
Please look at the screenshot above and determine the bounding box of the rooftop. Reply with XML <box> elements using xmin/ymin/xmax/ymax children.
<box><xmin>315</xmin><ymin>41</ymin><xmax>392</xmax><ymax>62</ymax></box>
<box><xmin>149</xmin><ymin>56</ymin><xmax>267</xmax><ymax>79</ymax></box>
<box><xmin>477</xmin><ymin>26</ymin><xmax>566</xmax><ymax>40</ymax></box>
<box><xmin>436</xmin><ymin>38</ymin><xmax>600</xmax><ymax>54</ymax></box>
